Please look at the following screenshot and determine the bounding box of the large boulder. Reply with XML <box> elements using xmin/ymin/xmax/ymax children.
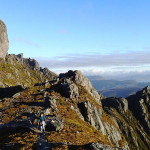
<box><xmin>59</xmin><ymin>78</ymin><xmax>79</xmax><ymax>99</ymax></box>
<box><xmin>46</xmin><ymin>116</ymin><xmax>64</xmax><ymax>132</ymax></box>
<box><xmin>59</xmin><ymin>70</ymin><xmax>103</xmax><ymax>104</ymax></box>
<box><xmin>0</xmin><ymin>20</ymin><xmax>9</xmax><ymax>59</ymax></box>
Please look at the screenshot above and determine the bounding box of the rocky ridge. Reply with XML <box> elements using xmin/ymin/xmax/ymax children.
<box><xmin>59</xmin><ymin>70</ymin><xmax>128</xmax><ymax>148</ymax></box>
<box><xmin>0</xmin><ymin>53</ymin><xmax>57</xmax><ymax>88</ymax></box>
<box><xmin>1</xmin><ymin>69</ymin><xmax>129</xmax><ymax>150</ymax></box>
<box><xmin>1</xmin><ymin>67</ymin><xmax>150</xmax><ymax>149</ymax></box>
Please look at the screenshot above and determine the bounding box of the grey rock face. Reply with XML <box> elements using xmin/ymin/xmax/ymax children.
<box><xmin>25</xmin><ymin>58</ymin><xmax>40</xmax><ymax>70</ymax></box>
<box><xmin>104</xmin><ymin>122</ymin><xmax>122</xmax><ymax>147</ymax></box>
<box><xmin>70</xmin><ymin>105</ymin><xmax>84</xmax><ymax>120</ymax></box>
<box><xmin>90</xmin><ymin>143</ymin><xmax>113</xmax><ymax>150</ymax></box>
<box><xmin>73</xmin><ymin>70</ymin><xmax>104</xmax><ymax>104</ymax></box>
<box><xmin>24</xmin><ymin>58</ymin><xmax>57</xmax><ymax>80</ymax></box>
<box><xmin>46</xmin><ymin>116</ymin><xmax>64</xmax><ymax>132</ymax></box>
<box><xmin>59</xmin><ymin>78</ymin><xmax>79</xmax><ymax>99</ymax></box>
<box><xmin>101</xmin><ymin>87</ymin><xmax>150</xmax><ymax>149</ymax></box>
<box><xmin>40</xmin><ymin>67</ymin><xmax>57</xmax><ymax>80</ymax></box>
<box><xmin>0</xmin><ymin>20</ymin><xmax>9</xmax><ymax>59</ymax></box>
<box><xmin>127</xmin><ymin>86</ymin><xmax>150</xmax><ymax>133</ymax></box>
<box><xmin>78</xmin><ymin>100</ymin><xmax>106</xmax><ymax>135</ymax></box>
<box><xmin>59</xmin><ymin>70</ymin><xmax>103</xmax><ymax>104</ymax></box>
<box><xmin>77</xmin><ymin>99</ymin><xmax>126</xmax><ymax>148</ymax></box>
<box><xmin>44</xmin><ymin>96</ymin><xmax>57</xmax><ymax>113</ymax></box>
<box><xmin>102</xmin><ymin>97</ymin><xmax>128</xmax><ymax>114</ymax></box>
<box><xmin>17</xmin><ymin>53</ymin><xmax>24</xmax><ymax>65</ymax></box>
<box><xmin>6</xmin><ymin>54</ymin><xmax>24</xmax><ymax>65</ymax></box>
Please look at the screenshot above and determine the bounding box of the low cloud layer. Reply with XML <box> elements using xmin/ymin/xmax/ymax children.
<box><xmin>37</xmin><ymin>51</ymin><xmax>150</xmax><ymax>68</ymax></box>
<box><xmin>36</xmin><ymin>51</ymin><xmax>150</xmax><ymax>81</ymax></box>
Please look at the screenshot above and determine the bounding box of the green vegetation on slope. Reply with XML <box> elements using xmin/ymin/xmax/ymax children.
<box><xmin>0</xmin><ymin>56</ymin><xmax>54</xmax><ymax>88</ymax></box>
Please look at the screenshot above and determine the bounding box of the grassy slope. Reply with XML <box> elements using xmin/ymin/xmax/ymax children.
<box><xmin>0</xmin><ymin>60</ymin><xmax>127</xmax><ymax>149</ymax></box>
<box><xmin>0</xmin><ymin>59</ymin><xmax>48</xmax><ymax>88</ymax></box>
<box><xmin>0</xmin><ymin>82</ymin><xmax>125</xmax><ymax>149</ymax></box>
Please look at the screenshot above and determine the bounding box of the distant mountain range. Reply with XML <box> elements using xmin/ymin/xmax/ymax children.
<box><xmin>87</xmin><ymin>76</ymin><xmax>150</xmax><ymax>97</ymax></box>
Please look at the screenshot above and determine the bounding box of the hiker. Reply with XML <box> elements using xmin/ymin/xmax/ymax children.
<box><xmin>38</xmin><ymin>113</ymin><xmax>46</xmax><ymax>132</ymax></box>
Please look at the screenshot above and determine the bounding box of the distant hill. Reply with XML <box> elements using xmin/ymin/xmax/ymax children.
<box><xmin>87</xmin><ymin>76</ymin><xmax>150</xmax><ymax>97</ymax></box>
<box><xmin>99</xmin><ymin>87</ymin><xmax>141</xmax><ymax>98</ymax></box>
<box><xmin>87</xmin><ymin>75</ymin><xmax>105</xmax><ymax>81</ymax></box>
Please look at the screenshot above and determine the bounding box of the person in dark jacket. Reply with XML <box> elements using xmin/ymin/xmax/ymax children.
<box><xmin>38</xmin><ymin>113</ymin><xmax>46</xmax><ymax>132</ymax></box>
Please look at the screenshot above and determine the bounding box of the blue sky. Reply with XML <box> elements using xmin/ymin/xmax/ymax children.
<box><xmin>1</xmin><ymin>0</ymin><xmax>150</xmax><ymax>81</ymax></box>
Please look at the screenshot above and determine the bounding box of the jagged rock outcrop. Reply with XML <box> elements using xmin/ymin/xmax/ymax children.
<box><xmin>59</xmin><ymin>78</ymin><xmax>79</xmax><ymax>99</ymax></box>
<box><xmin>102</xmin><ymin>97</ymin><xmax>128</xmax><ymax>114</ymax></box>
<box><xmin>102</xmin><ymin>87</ymin><xmax>150</xmax><ymax>150</ymax></box>
<box><xmin>59</xmin><ymin>70</ymin><xmax>104</xmax><ymax>104</ymax></box>
<box><xmin>127</xmin><ymin>86</ymin><xmax>150</xmax><ymax>134</ymax></box>
<box><xmin>6</xmin><ymin>54</ymin><xmax>24</xmax><ymax>65</ymax></box>
<box><xmin>0</xmin><ymin>54</ymin><xmax>58</xmax><ymax>88</ymax></box>
<box><xmin>46</xmin><ymin>116</ymin><xmax>64</xmax><ymax>132</ymax></box>
<box><xmin>0</xmin><ymin>20</ymin><xmax>9</xmax><ymax>59</ymax></box>
<box><xmin>40</xmin><ymin>67</ymin><xmax>57</xmax><ymax>80</ymax></box>
<box><xmin>78</xmin><ymin>100</ymin><xmax>105</xmax><ymax>135</ymax></box>
<box><xmin>24</xmin><ymin>57</ymin><xmax>40</xmax><ymax>70</ymax></box>
<box><xmin>77</xmin><ymin>99</ymin><xmax>126</xmax><ymax>148</ymax></box>
<box><xmin>24</xmin><ymin>57</ymin><xmax>57</xmax><ymax>80</ymax></box>
<box><xmin>59</xmin><ymin>70</ymin><xmax>128</xmax><ymax>148</ymax></box>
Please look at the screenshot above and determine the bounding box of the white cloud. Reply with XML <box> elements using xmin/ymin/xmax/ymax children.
<box><xmin>37</xmin><ymin>51</ymin><xmax>150</xmax><ymax>68</ymax></box>
<box><xmin>49</xmin><ymin>66</ymin><xmax>150</xmax><ymax>82</ymax></box>
<box><xmin>36</xmin><ymin>51</ymin><xmax>150</xmax><ymax>81</ymax></box>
